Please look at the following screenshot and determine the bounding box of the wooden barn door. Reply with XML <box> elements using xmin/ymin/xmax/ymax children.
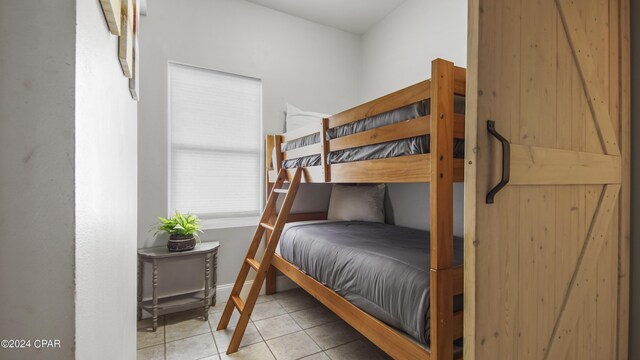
<box><xmin>464</xmin><ymin>0</ymin><xmax>630</xmax><ymax>359</ymax></box>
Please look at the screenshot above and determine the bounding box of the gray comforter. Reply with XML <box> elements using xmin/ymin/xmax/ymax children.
<box><xmin>278</xmin><ymin>221</ymin><xmax>464</xmax><ymax>344</ymax></box>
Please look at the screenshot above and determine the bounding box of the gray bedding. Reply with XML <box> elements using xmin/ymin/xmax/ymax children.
<box><xmin>282</xmin><ymin>153</ymin><xmax>322</xmax><ymax>169</ymax></box>
<box><xmin>278</xmin><ymin>221</ymin><xmax>464</xmax><ymax>345</ymax></box>
<box><xmin>326</xmin><ymin>97</ymin><xmax>465</xmax><ymax>140</ymax></box>
<box><xmin>281</xmin><ymin>98</ymin><xmax>465</xmax><ymax>169</ymax></box>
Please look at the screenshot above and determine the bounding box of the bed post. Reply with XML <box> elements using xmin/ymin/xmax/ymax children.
<box><xmin>274</xmin><ymin>135</ymin><xmax>283</xmax><ymax>173</ymax></box>
<box><xmin>429</xmin><ymin>58</ymin><xmax>455</xmax><ymax>359</ymax></box>
<box><xmin>265</xmin><ymin>135</ymin><xmax>278</xmax><ymax>295</ymax></box>
<box><xmin>320</xmin><ymin>118</ymin><xmax>330</xmax><ymax>182</ymax></box>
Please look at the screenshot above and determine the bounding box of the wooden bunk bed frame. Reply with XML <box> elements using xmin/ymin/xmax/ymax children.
<box><xmin>264</xmin><ymin>58</ymin><xmax>466</xmax><ymax>360</ymax></box>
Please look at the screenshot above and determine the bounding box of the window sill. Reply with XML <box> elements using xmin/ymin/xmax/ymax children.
<box><xmin>200</xmin><ymin>217</ymin><xmax>260</xmax><ymax>230</ymax></box>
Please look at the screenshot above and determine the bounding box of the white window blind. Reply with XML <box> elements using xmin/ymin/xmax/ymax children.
<box><xmin>169</xmin><ymin>63</ymin><xmax>262</xmax><ymax>224</ymax></box>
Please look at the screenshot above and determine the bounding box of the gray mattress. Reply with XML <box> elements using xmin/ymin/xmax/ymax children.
<box><xmin>278</xmin><ymin>221</ymin><xmax>464</xmax><ymax>345</ymax></box>
<box><xmin>281</xmin><ymin>98</ymin><xmax>465</xmax><ymax>169</ymax></box>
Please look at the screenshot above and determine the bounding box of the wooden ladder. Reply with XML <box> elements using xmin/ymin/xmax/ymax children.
<box><xmin>216</xmin><ymin>168</ymin><xmax>303</xmax><ymax>354</ymax></box>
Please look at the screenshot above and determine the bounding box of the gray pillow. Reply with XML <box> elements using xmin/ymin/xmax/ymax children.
<box><xmin>327</xmin><ymin>184</ymin><xmax>385</xmax><ymax>223</ymax></box>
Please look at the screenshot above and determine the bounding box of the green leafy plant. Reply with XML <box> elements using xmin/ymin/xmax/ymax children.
<box><xmin>153</xmin><ymin>211</ymin><xmax>203</xmax><ymax>241</ymax></box>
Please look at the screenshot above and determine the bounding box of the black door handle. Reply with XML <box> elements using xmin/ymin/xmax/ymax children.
<box><xmin>486</xmin><ymin>120</ymin><xmax>510</xmax><ymax>204</ymax></box>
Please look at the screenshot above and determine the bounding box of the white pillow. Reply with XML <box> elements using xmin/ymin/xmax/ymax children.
<box><xmin>285</xmin><ymin>103</ymin><xmax>330</xmax><ymax>132</ymax></box>
<box><xmin>271</xmin><ymin>146</ymin><xmax>277</xmax><ymax>170</ymax></box>
<box><xmin>327</xmin><ymin>184</ymin><xmax>386</xmax><ymax>223</ymax></box>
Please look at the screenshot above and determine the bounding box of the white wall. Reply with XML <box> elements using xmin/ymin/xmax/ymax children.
<box><xmin>74</xmin><ymin>0</ymin><xmax>138</xmax><ymax>358</ymax></box>
<box><xmin>361</xmin><ymin>0</ymin><xmax>468</xmax><ymax>236</ymax></box>
<box><xmin>138</xmin><ymin>0</ymin><xmax>361</xmax><ymax>297</ymax></box>
<box><xmin>0</xmin><ymin>1</ymin><xmax>77</xmax><ymax>359</ymax></box>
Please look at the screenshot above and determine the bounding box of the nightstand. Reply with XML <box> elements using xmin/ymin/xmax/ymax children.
<box><xmin>137</xmin><ymin>241</ymin><xmax>219</xmax><ymax>331</ymax></box>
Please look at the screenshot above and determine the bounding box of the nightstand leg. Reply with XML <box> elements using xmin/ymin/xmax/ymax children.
<box><xmin>152</xmin><ymin>259</ymin><xmax>159</xmax><ymax>331</ymax></box>
<box><xmin>137</xmin><ymin>258</ymin><xmax>143</xmax><ymax>321</ymax></box>
<box><xmin>213</xmin><ymin>251</ymin><xmax>217</xmax><ymax>306</ymax></box>
<box><xmin>204</xmin><ymin>253</ymin><xmax>211</xmax><ymax>321</ymax></box>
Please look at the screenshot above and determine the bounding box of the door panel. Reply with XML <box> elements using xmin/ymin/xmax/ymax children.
<box><xmin>465</xmin><ymin>0</ymin><xmax>629</xmax><ymax>359</ymax></box>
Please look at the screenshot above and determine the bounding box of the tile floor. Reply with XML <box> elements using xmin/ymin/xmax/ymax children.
<box><xmin>137</xmin><ymin>289</ymin><xmax>392</xmax><ymax>360</ymax></box>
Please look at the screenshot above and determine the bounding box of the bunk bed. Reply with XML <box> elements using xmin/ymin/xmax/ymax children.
<box><xmin>216</xmin><ymin>58</ymin><xmax>464</xmax><ymax>359</ymax></box>
<box><xmin>262</xmin><ymin>58</ymin><xmax>467</xmax><ymax>359</ymax></box>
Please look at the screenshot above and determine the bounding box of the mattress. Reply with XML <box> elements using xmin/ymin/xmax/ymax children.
<box><xmin>281</xmin><ymin>98</ymin><xmax>465</xmax><ymax>169</ymax></box>
<box><xmin>277</xmin><ymin>220</ymin><xmax>464</xmax><ymax>345</ymax></box>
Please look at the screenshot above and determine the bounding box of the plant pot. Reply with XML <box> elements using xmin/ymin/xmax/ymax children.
<box><xmin>167</xmin><ymin>235</ymin><xmax>196</xmax><ymax>252</ymax></box>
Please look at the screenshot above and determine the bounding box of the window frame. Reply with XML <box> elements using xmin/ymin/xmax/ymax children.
<box><xmin>167</xmin><ymin>61</ymin><xmax>264</xmax><ymax>229</ymax></box>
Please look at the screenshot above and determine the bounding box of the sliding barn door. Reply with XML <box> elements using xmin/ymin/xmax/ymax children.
<box><xmin>465</xmin><ymin>0</ymin><xmax>630</xmax><ymax>359</ymax></box>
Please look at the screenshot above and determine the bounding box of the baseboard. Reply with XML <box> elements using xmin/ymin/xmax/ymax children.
<box><xmin>216</xmin><ymin>280</ymin><xmax>254</xmax><ymax>301</ymax></box>
<box><xmin>140</xmin><ymin>276</ymin><xmax>300</xmax><ymax>319</ymax></box>
<box><xmin>274</xmin><ymin>274</ymin><xmax>299</xmax><ymax>293</ymax></box>
<box><xmin>216</xmin><ymin>275</ymin><xmax>299</xmax><ymax>301</ymax></box>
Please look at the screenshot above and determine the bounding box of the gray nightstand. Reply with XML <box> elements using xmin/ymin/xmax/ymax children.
<box><xmin>137</xmin><ymin>241</ymin><xmax>219</xmax><ymax>331</ymax></box>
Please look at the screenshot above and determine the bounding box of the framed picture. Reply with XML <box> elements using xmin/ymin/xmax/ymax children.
<box><xmin>99</xmin><ymin>0</ymin><xmax>122</xmax><ymax>35</ymax></box>
<box><xmin>130</xmin><ymin>38</ymin><xmax>140</xmax><ymax>100</ymax></box>
<box><xmin>129</xmin><ymin>0</ymin><xmax>140</xmax><ymax>100</ymax></box>
<box><xmin>118</xmin><ymin>0</ymin><xmax>134</xmax><ymax>78</ymax></box>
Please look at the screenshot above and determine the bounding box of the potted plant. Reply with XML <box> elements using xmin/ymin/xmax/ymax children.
<box><xmin>154</xmin><ymin>211</ymin><xmax>203</xmax><ymax>252</ymax></box>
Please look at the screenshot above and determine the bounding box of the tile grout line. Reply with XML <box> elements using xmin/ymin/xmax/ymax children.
<box><xmin>263</xmin><ymin>341</ymin><xmax>279</xmax><ymax>359</ymax></box>
<box><xmin>207</xmin><ymin>318</ymin><xmax>220</xmax><ymax>359</ymax></box>
<box><xmin>273</xmin><ymin>308</ymin><xmax>323</xmax><ymax>359</ymax></box>
<box><xmin>290</xmin><ymin>312</ymin><xmax>325</xmax><ymax>352</ymax></box>
<box><xmin>163</xmin><ymin>315</ymin><xmax>167</xmax><ymax>360</ymax></box>
<box><xmin>151</xmin><ymin>292</ymin><xmax>389</xmax><ymax>358</ymax></box>
<box><xmin>164</xmin><ymin>309</ymin><xmax>244</xmax><ymax>345</ymax></box>
<box><xmin>288</xmin><ymin>306</ymin><xmax>362</xmax><ymax>353</ymax></box>
<box><xmin>251</xmin><ymin>308</ymin><xmax>279</xmax><ymax>360</ymax></box>
<box><xmin>136</xmin><ymin>317</ymin><xmax>167</xmax><ymax>351</ymax></box>
<box><xmin>257</xmin><ymin>296</ymin><xmax>320</xmax><ymax>359</ymax></box>
<box><xmin>301</xmin><ymin>328</ymin><xmax>324</xmax><ymax>355</ymax></box>
<box><xmin>270</xmin><ymin>297</ymin><xmax>361</xmax><ymax>359</ymax></box>
<box><xmin>254</xmin><ymin>314</ymin><xmax>296</xmax><ymax>344</ymax></box>
<box><xmin>324</xmin><ymin>338</ymin><xmax>362</xmax><ymax>353</ymax></box>
<box><xmin>146</xmin><ymin>292</ymin><xmax>320</xmax><ymax>360</ymax></box>
<box><xmin>299</xmin><ymin>350</ymin><xmax>328</xmax><ymax>360</ymax></box>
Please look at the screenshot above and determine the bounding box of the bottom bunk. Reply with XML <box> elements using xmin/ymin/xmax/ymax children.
<box><xmin>271</xmin><ymin>220</ymin><xmax>464</xmax><ymax>359</ymax></box>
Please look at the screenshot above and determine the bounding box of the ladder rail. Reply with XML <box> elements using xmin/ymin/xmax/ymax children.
<box><xmin>216</xmin><ymin>168</ymin><xmax>303</xmax><ymax>354</ymax></box>
<box><xmin>215</xmin><ymin>169</ymin><xmax>287</xmax><ymax>330</ymax></box>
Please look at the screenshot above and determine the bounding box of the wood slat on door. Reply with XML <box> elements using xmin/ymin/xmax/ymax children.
<box><xmin>510</xmin><ymin>145</ymin><xmax>621</xmax><ymax>185</ymax></box>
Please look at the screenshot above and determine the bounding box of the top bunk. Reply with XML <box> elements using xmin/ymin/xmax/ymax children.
<box><xmin>266</xmin><ymin>58</ymin><xmax>466</xmax><ymax>184</ymax></box>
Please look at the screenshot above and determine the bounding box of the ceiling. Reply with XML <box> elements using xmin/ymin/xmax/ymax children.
<box><xmin>245</xmin><ymin>0</ymin><xmax>408</xmax><ymax>34</ymax></box>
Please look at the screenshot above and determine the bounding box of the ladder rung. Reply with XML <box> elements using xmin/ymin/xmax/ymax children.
<box><xmin>260</xmin><ymin>222</ymin><xmax>275</xmax><ymax>231</ymax></box>
<box><xmin>274</xmin><ymin>188</ymin><xmax>288</xmax><ymax>194</ymax></box>
<box><xmin>246</xmin><ymin>258</ymin><xmax>261</xmax><ymax>271</ymax></box>
<box><xmin>231</xmin><ymin>295</ymin><xmax>245</xmax><ymax>312</ymax></box>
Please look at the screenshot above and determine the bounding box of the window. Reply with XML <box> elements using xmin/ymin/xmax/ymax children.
<box><xmin>168</xmin><ymin>63</ymin><xmax>262</xmax><ymax>228</ymax></box>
